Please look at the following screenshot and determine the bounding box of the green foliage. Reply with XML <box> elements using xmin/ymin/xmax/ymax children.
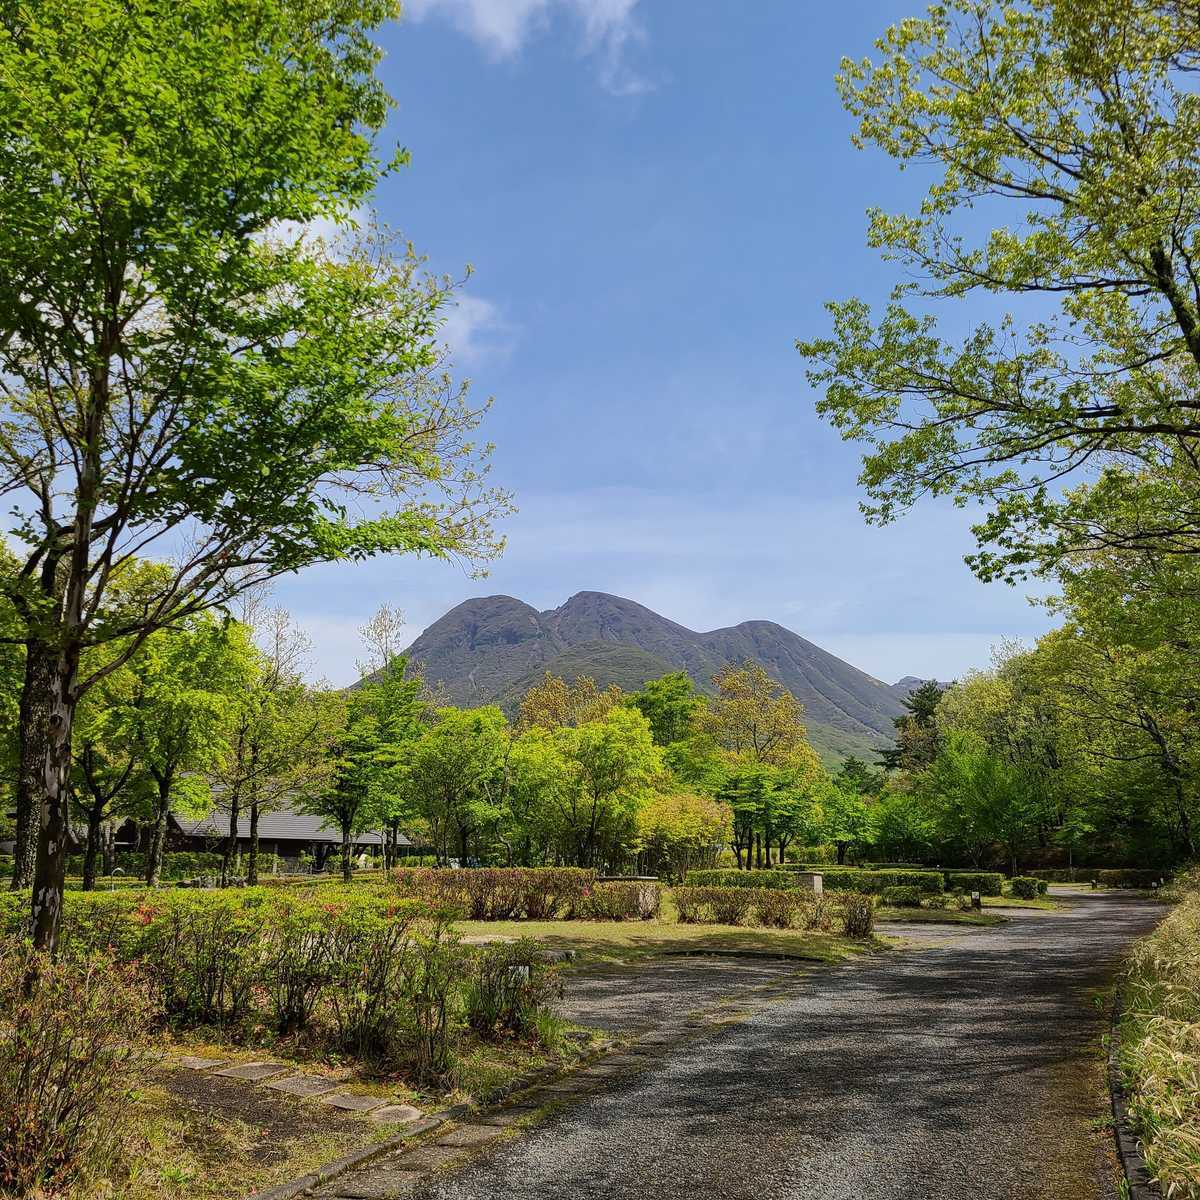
<box><xmin>1119</xmin><ymin>875</ymin><xmax>1200</xmax><ymax>1196</ymax></box>
<box><xmin>576</xmin><ymin>881</ymin><xmax>662</xmax><ymax>922</ymax></box>
<box><xmin>0</xmin><ymin>941</ymin><xmax>154</xmax><ymax>1197</ymax></box>
<box><xmin>1008</xmin><ymin>877</ymin><xmax>1042</xmax><ymax>900</ymax></box>
<box><xmin>463</xmin><ymin>940</ymin><xmax>564</xmax><ymax>1040</ymax></box>
<box><xmin>880</xmin><ymin>886</ymin><xmax>923</xmax><ymax>908</ymax></box>
<box><xmin>629</xmin><ymin>672</ymin><xmax>703</xmax><ymax>747</ymax></box>
<box><xmin>392</xmin><ymin>867</ymin><xmax>595</xmax><ymax>921</ymax></box>
<box><xmin>685</xmin><ymin>866</ymin><xmax>943</xmax><ymax>894</ymax></box>
<box><xmin>943</xmin><ymin>872</ymin><xmax>1004</xmax><ymax>897</ymax></box>
<box><xmin>684</xmin><ymin>869</ymin><xmax>798</xmax><ymax>891</ymax></box>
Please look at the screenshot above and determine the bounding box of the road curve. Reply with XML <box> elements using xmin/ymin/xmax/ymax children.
<box><xmin>418</xmin><ymin>893</ymin><xmax>1162</xmax><ymax>1200</ymax></box>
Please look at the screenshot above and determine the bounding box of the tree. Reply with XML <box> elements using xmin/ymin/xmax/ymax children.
<box><xmin>816</xmin><ymin>780</ymin><xmax>876</xmax><ymax>865</ymax></box>
<box><xmin>835</xmin><ymin>755</ymin><xmax>885</xmax><ymax>797</ymax></box>
<box><xmin>702</xmin><ymin>662</ymin><xmax>809</xmax><ymax>766</ymax></box>
<box><xmin>880</xmin><ymin>681</ymin><xmax>943</xmax><ymax>773</ymax></box>
<box><xmin>552</xmin><ymin>707</ymin><xmax>662</xmax><ymax>868</ymax></box>
<box><xmin>209</xmin><ymin>599</ymin><xmax>329</xmax><ymax>885</ymax></box>
<box><xmin>636</xmin><ymin>791</ymin><xmax>731</xmax><ymax>880</ymax></box>
<box><xmin>629</xmin><ymin>672</ymin><xmax>703</xmax><ymax>747</ymax></box>
<box><xmin>517</xmin><ymin>674</ymin><xmax>623</xmax><ymax>731</ymax></box>
<box><xmin>0</xmin><ymin>0</ymin><xmax>510</xmax><ymax>951</ymax></box>
<box><xmin>401</xmin><ymin>707</ymin><xmax>509</xmax><ymax>865</ymax></box>
<box><xmin>115</xmin><ymin>617</ymin><xmax>254</xmax><ymax>886</ymax></box>
<box><xmin>798</xmin><ymin>1</ymin><xmax>1200</xmax><ymax>584</ymax></box>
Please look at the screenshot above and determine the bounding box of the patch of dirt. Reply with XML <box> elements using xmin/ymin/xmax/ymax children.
<box><xmin>155</xmin><ymin>1067</ymin><xmax>363</xmax><ymax>1166</ymax></box>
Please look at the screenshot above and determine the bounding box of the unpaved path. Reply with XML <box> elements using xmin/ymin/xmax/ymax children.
<box><xmin>413</xmin><ymin>892</ymin><xmax>1162</xmax><ymax>1200</ymax></box>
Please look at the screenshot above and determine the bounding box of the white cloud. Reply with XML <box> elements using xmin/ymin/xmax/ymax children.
<box><xmin>438</xmin><ymin>293</ymin><xmax>514</xmax><ymax>366</ymax></box>
<box><xmin>404</xmin><ymin>0</ymin><xmax>648</xmax><ymax>93</ymax></box>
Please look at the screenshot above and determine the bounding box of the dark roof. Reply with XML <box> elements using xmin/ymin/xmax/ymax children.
<box><xmin>172</xmin><ymin>805</ymin><xmax>410</xmax><ymax>848</ymax></box>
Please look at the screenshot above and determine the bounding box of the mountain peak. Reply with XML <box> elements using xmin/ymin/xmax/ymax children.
<box><xmin>403</xmin><ymin>592</ymin><xmax>915</xmax><ymax>765</ymax></box>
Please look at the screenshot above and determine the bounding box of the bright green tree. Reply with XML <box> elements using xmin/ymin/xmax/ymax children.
<box><xmin>0</xmin><ymin>0</ymin><xmax>509</xmax><ymax>950</ymax></box>
<box><xmin>552</xmin><ymin>707</ymin><xmax>662</xmax><ymax>868</ymax></box>
<box><xmin>798</xmin><ymin>1</ymin><xmax>1200</xmax><ymax>584</ymax></box>
<box><xmin>629</xmin><ymin>672</ymin><xmax>703</xmax><ymax>747</ymax></box>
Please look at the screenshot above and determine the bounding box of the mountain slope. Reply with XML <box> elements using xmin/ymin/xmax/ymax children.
<box><xmin>403</xmin><ymin>591</ymin><xmax>907</xmax><ymax>765</ymax></box>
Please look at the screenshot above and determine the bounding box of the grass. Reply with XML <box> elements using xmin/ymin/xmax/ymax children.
<box><xmin>984</xmin><ymin>894</ymin><xmax>1059</xmax><ymax>910</ymax></box>
<box><xmin>874</xmin><ymin>906</ymin><xmax>1006</xmax><ymax>926</ymax></box>
<box><xmin>1116</xmin><ymin>868</ymin><xmax>1200</xmax><ymax>1198</ymax></box>
<box><xmin>453</xmin><ymin>917</ymin><xmax>870</xmax><ymax>966</ymax></box>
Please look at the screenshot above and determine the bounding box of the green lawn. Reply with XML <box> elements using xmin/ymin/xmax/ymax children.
<box><xmin>453</xmin><ymin>918</ymin><xmax>872</xmax><ymax>966</ymax></box>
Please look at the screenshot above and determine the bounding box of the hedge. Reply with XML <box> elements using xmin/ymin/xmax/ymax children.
<box><xmin>880</xmin><ymin>885</ymin><xmax>923</xmax><ymax>908</ymax></box>
<box><xmin>944</xmin><ymin>871</ymin><xmax>1004</xmax><ymax>897</ymax></box>
<box><xmin>672</xmin><ymin>886</ymin><xmax>874</xmax><ymax>938</ymax></box>
<box><xmin>1009</xmin><ymin>876</ymin><xmax>1042</xmax><ymax>900</ymax></box>
<box><xmin>1030</xmin><ymin>868</ymin><xmax>1168</xmax><ymax>888</ymax></box>
<box><xmin>685</xmin><ymin>867</ymin><xmax>944</xmax><ymax>895</ymax></box>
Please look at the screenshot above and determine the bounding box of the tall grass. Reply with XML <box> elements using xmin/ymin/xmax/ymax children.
<box><xmin>1120</xmin><ymin>867</ymin><xmax>1200</xmax><ymax>1198</ymax></box>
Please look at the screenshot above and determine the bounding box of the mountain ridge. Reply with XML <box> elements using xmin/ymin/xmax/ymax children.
<box><xmin>402</xmin><ymin>591</ymin><xmax>917</xmax><ymax>766</ymax></box>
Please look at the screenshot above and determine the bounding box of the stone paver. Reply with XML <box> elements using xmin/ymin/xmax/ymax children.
<box><xmin>366</xmin><ymin>1104</ymin><xmax>427</xmax><ymax>1125</ymax></box>
<box><xmin>177</xmin><ymin>1055</ymin><xmax>225</xmax><ymax>1071</ymax></box>
<box><xmin>437</xmin><ymin>1124</ymin><xmax>508</xmax><ymax>1148</ymax></box>
<box><xmin>267</xmin><ymin>1073</ymin><xmax>342</xmax><ymax>1098</ymax></box>
<box><xmin>315</xmin><ymin>1167</ymin><xmax>426</xmax><ymax>1198</ymax></box>
<box><xmin>324</xmin><ymin>1093</ymin><xmax>389</xmax><ymax>1114</ymax></box>
<box><xmin>213</xmin><ymin>1061</ymin><xmax>289</xmax><ymax>1081</ymax></box>
<box><xmin>394</xmin><ymin>1145</ymin><xmax>464</xmax><ymax>1171</ymax></box>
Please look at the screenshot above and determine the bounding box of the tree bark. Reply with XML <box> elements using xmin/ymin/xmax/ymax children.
<box><xmin>221</xmin><ymin>790</ymin><xmax>241</xmax><ymax>887</ymax></box>
<box><xmin>247</xmin><ymin>802</ymin><xmax>260</xmax><ymax>885</ymax></box>
<box><xmin>11</xmin><ymin>640</ymin><xmax>54</xmax><ymax>893</ymax></box>
<box><xmin>82</xmin><ymin>802</ymin><xmax>102</xmax><ymax>891</ymax></box>
<box><xmin>29</xmin><ymin>650</ymin><xmax>80</xmax><ymax>953</ymax></box>
<box><xmin>101</xmin><ymin>822</ymin><xmax>115</xmax><ymax>876</ymax></box>
<box><xmin>341</xmin><ymin>823</ymin><xmax>352</xmax><ymax>883</ymax></box>
<box><xmin>145</xmin><ymin>771</ymin><xmax>172</xmax><ymax>887</ymax></box>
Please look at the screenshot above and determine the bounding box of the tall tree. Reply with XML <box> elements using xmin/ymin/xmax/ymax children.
<box><xmin>629</xmin><ymin>672</ymin><xmax>703</xmax><ymax>747</ymax></box>
<box><xmin>701</xmin><ymin>662</ymin><xmax>809</xmax><ymax>766</ymax></box>
<box><xmin>0</xmin><ymin>0</ymin><xmax>509</xmax><ymax>951</ymax></box>
<box><xmin>798</xmin><ymin>1</ymin><xmax>1200</xmax><ymax>583</ymax></box>
<box><xmin>517</xmin><ymin>673</ymin><xmax>624</xmax><ymax>732</ymax></box>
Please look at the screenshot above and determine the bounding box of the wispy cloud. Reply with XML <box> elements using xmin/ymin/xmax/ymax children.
<box><xmin>438</xmin><ymin>293</ymin><xmax>514</xmax><ymax>367</ymax></box>
<box><xmin>404</xmin><ymin>0</ymin><xmax>649</xmax><ymax>94</ymax></box>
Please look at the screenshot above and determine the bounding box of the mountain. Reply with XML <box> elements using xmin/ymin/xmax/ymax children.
<box><xmin>403</xmin><ymin>591</ymin><xmax>910</xmax><ymax>766</ymax></box>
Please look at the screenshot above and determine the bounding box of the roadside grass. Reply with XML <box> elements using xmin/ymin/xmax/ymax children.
<box><xmin>875</xmin><ymin>906</ymin><xmax>1006</xmax><ymax>926</ymax></box>
<box><xmin>1116</xmin><ymin>871</ymin><xmax>1200</xmax><ymax>1198</ymax></box>
<box><xmin>985</xmin><ymin>894</ymin><xmax>1059</xmax><ymax>910</ymax></box>
<box><xmin>452</xmin><ymin>917</ymin><xmax>870</xmax><ymax>966</ymax></box>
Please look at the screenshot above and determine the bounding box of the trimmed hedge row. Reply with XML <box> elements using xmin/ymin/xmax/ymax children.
<box><xmin>944</xmin><ymin>871</ymin><xmax>1005</xmax><ymax>896</ymax></box>
<box><xmin>672</xmin><ymin>886</ymin><xmax>875</xmax><ymax>937</ymax></box>
<box><xmin>1030</xmin><ymin>868</ymin><xmax>1167</xmax><ymax>887</ymax></box>
<box><xmin>686</xmin><ymin>868</ymin><xmax>944</xmax><ymax>895</ymax></box>
<box><xmin>389</xmin><ymin>867</ymin><xmax>661</xmax><ymax>922</ymax></box>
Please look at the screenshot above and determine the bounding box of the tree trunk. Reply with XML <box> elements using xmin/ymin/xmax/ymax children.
<box><xmin>82</xmin><ymin>803</ymin><xmax>102</xmax><ymax>891</ymax></box>
<box><xmin>101</xmin><ymin>822</ymin><xmax>116</xmax><ymax>876</ymax></box>
<box><xmin>341</xmin><ymin>823</ymin><xmax>352</xmax><ymax>883</ymax></box>
<box><xmin>145</xmin><ymin>773</ymin><xmax>171</xmax><ymax>888</ymax></box>
<box><xmin>29</xmin><ymin>652</ymin><xmax>80</xmax><ymax>953</ymax></box>
<box><xmin>11</xmin><ymin>640</ymin><xmax>54</xmax><ymax>893</ymax></box>
<box><xmin>221</xmin><ymin>791</ymin><xmax>241</xmax><ymax>887</ymax></box>
<box><xmin>247</xmin><ymin>802</ymin><xmax>260</xmax><ymax>886</ymax></box>
<box><xmin>837</xmin><ymin>842</ymin><xmax>847</xmax><ymax>865</ymax></box>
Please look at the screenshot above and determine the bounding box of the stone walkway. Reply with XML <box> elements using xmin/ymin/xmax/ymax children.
<box><xmin>177</xmin><ymin>1056</ymin><xmax>427</xmax><ymax>1127</ymax></box>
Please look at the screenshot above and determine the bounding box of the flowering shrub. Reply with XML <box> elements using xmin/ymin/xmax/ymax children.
<box><xmin>0</xmin><ymin>940</ymin><xmax>153</xmax><ymax>1196</ymax></box>
<box><xmin>392</xmin><ymin>867</ymin><xmax>595</xmax><ymax>920</ymax></box>
<box><xmin>463</xmin><ymin>938</ymin><xmax>563</xmax><ymax>1040</ymax></box>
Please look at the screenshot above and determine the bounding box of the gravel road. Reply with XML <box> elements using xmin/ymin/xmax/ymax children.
<box><xmin>419</xmin><ymin>892</ymin><xmax>1163</xmax><ymax>1200</ymax></box>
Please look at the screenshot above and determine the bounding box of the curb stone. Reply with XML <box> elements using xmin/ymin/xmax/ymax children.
<box><xmin>1108</xmin><ymin>992</ymin><xmax>1164</xmax><ymax>1200</ymax></box>
<box><xmin>659</xmin><ymin>948</ymin><xmax>827</xmax><ymax>963</ymax></box>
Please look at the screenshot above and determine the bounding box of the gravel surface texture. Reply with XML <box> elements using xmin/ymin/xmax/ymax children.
<box><xmin>397</xmin><ymin>892</ymin><xmax>1162</xmax><ymax>1200</ymax></box>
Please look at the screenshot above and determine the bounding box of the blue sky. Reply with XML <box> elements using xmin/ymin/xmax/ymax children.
<box><xmin>274</xmin><ymin>0</ymin><xmax>1055</xmax><ymax>686</ymax></box>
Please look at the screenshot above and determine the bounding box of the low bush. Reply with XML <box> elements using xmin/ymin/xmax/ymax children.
<box><xmin>686</xmin><ymin>867</ymin><xmax>942</xmax><ymax>895</ymax></box>
<box><xmin>1030</xmin><ymin>867</ymin><xmax>1169</xmax><ymax>887</ymax></box>
<box><xmin>880</xmin><ymin>885</ymin><xmax>923</xmax><ymax>908</ymax></box>
<box><xmin>463</xmin><ymin>939</ymin><xmax>563</xmax><ymax>1040</ymax></box>
<box><xmin>1008</xmin><ymin>876</ymin><xmax>1041</xmax><ymax>900</ymax></box>
<box><xmin>753</xmin><ymin>889</ymin><xmax>805</xmax><ymax>928</ymax></box>
<box><xmin>672</xmin><ymin>886</ymin><xmax>754</xmax><ymax>925</ymax></box>
<box><xmin>683</xmin><ymin>869</ymin><xmax>796</xmax><ymax>890</ymax></box>
<box><xmin>392</xmin><ymin>867</ymin><xmax>595</xmax><ymax>920</ymax></box>
<box><xmin>837</xmin><ymin>893</ymin><xmax>875</xmax><ymax>938</ymax></box>
<box><xmin>576</xmin><ymin>881</ymin><xmax>661</xmax><ymax>921</ymax></box>
<box><xmin>0</xmin><ymin>940</ymin><xmax>154</xmax><ymax>1197</ymax></box>
<box><xmin>943</xmin><ymin>871</ymin><xmax>1004</xmax><ymax>897</ymax></box>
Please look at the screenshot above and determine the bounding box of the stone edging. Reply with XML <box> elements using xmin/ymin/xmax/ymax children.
<box><xmin>1108</xmin><ymin>991</ymin><xmax>1163</xmax><ymax>1200</ymax></box>
<box><xmin>659</xmin><ymin>948</ymin><xmax>827</xmax><ymax>963</ymax></box>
